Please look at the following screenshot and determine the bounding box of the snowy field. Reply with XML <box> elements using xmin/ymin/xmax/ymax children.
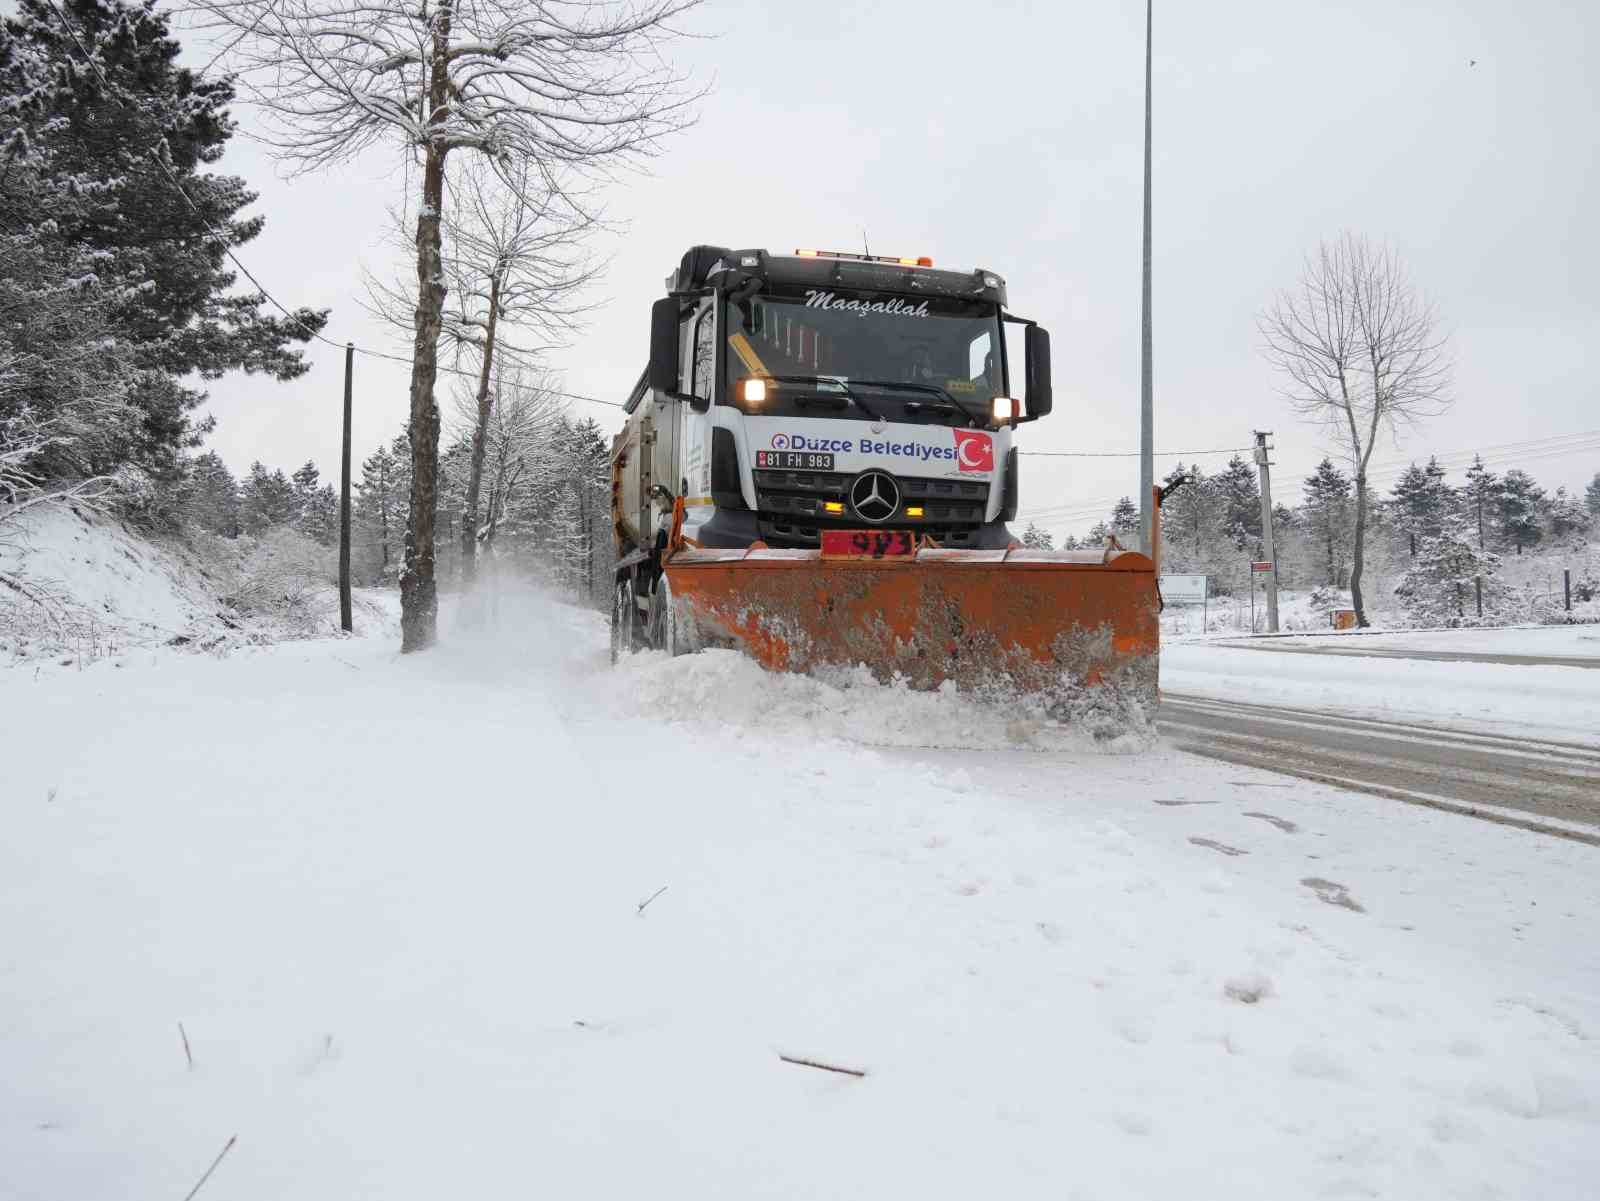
<box><xmin>4</xmin><ymin>590</ymin><xmax>1599</xmax><ymax>1199</ymax></box>
<box><xmin>1165</xmin><ymin>626</ymin><xmax>1600</xmax><ymax>747</ymax></box>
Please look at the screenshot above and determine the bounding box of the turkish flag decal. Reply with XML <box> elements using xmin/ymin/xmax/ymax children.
<box><xmin>953</xmin><ymin>429</ymin><xmax>994</xmax><ymax>473</ymax></box>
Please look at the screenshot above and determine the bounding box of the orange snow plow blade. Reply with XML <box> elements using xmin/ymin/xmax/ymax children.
<box><xmin>662</xmin><ymin>544</ymin><xmax>1160</xmax><ymax>728</ymax></box>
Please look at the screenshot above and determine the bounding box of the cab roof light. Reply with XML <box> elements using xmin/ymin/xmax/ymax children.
<box><xmin>792</xmin><ymin>249</ymin><xmax>934</xmax><ymax>267</ymax></box>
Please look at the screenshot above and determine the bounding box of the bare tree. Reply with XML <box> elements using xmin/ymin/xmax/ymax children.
<box><xmin>368</xmin><ymin>155</ymin><xmax>600</xmax><ymax>580</ymax></box>
<box><xmin>199</xmin><ymin>0</ymin><xmax>702</xmax><ymax>650</ymax></box>
<box><xmin>1259</xmin><ymin>234</ymin><xmax>1449</xmax><ymax>625</ymax></box>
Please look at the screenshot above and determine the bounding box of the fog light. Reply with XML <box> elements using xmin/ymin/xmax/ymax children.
<box><xmin>742</xmin><ymin>377</ymin><xmax>768</xmax><ymax>403</ymax></box>
<box><xmin>906</xmin><ymin>506</ymin><xmax>925</xmax><ymax>518</ymax></box>
<box><xmin>823</xmin><ymin>501</ymin><xmax>845</xmax><ymax>514</ymax></box>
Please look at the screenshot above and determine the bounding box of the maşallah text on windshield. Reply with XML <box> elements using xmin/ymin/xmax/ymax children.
<box><xmin>802</xmin><ymin>290</ymin><xmax>930</xmax><ymax>318</ymax></box>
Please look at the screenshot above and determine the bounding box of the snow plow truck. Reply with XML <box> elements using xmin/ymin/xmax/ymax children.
<box><xmin>610</xmin><ymin>245</ymin><xmax>1160</xmax><ymax>725</ymax></box>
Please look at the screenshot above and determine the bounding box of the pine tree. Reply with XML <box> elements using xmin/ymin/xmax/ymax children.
<box><xmin>1213</xmin><ymin>455</ymin><xmax>1261</xmax><ymax>550</ymax></box>
<box><xmin>1496</xmin><ymin>469</ymin><xmax>1545</xmax><ymax>554</ymax></box>
<box><xmin>1545</xmin><ymin>486</ymin><xmax>1590</xmax><ymax>544</ymax></box>
<box><xmin>182</xmin><ymin>451</ymin><xmax>240</xmax><ymax>535</ymax></box>
<box><xmin>1021</xmin><ymin>522</ymin><xmax>1054</xmax><ymax>550</ymax></box>
<box><xmin>0</xmin><ymin>0</ymin><xmax>328</xmax><ymax>475</ymax></box>
<box><xmin>1394</xmin><ymin>515</ymin><xmax>1509</xmax><ymax>627</ymax></box>
<box><xmin>1109</xmin><ymin>496</ymin><xmax>1139</xmax><ymax>537</ymax></box>
<box><xmin>1387</xmin><ymin>457</ymin><xmax>1454</xmax><ymax>555</ymax></box>
<box><xmin>1462</xmin><ymin>455</ymin><xmax>1500</xmax><ymax>550</ymax></box>
<box><xmin>355</xmin><ymin>441</ymin><xmax>406</xmax><ymax>579</ymax></box>
<box><xmin>1301</xmin><ymin>458</ymin><xmax>1352</xmax><ymax>587</ymax></box>
<box><xmin>239</xmin><ymin>462</ymin><xmax>298</xmax><ymax>533</ymax></box>
<box><xmin>1585</xmin><ymin>471</ymin><xmax>1600</xmax><ymax>518</ymax></box>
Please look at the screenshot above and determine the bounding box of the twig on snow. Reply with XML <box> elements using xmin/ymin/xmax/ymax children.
<box><xmin>181</xmin><ymin>1135</ymin><xmax>236</xmax><ymax>1201</ymax></box>
<box><xmin>636</xmin><ymin>885</ymin><xmax>667</xmax><ymax>915</ymax></box>
<box><xmin>779</xmin><ymin>1054</ymin><xmax>867</xmax><ymax>1078</ymax></box>
<box><xmin>178</xmin><ymin>1022</ymin><xmax>193</xmax><ymax>1070</ymax></box>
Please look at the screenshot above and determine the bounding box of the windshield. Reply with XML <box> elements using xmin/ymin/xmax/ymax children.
<box><xmin>724</xmin><ymin>290</ymin><xmax>1003</xmax><ymax>424</ymax></box>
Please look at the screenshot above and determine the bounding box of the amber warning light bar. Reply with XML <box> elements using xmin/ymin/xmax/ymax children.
<box><xmin>795</xmin><ymin>249</ymin><xmax>933</xmax><ymax>268</ymax></box>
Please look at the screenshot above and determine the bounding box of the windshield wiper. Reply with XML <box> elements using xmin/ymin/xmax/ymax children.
<box><xmin>845</xmin><ymin>379</ymin><xmax>985</xmax><ymax>428</ymax></box>
<box><xmin>763</xmin><ymin>374</ymin><xmax>882</xmax><ymax>422</ymax></box>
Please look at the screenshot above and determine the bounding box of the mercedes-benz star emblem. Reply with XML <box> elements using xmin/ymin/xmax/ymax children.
<box><xmin>849</xmin><ymin>470</ymin><xmax>900</xmax><ymax>524</ymax></box>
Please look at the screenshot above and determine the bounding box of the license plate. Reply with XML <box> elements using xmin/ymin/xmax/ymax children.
<box><xmin>757</xmin><ymin>450</ymin><xmax>835</xmax><ymax>471</ymax></box>
<box><xmin>820</xmin><ymin>529</ymin><xmax>916</xmax><ymax>560</ymax></box>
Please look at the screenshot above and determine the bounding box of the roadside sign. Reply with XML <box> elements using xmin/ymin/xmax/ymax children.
<box><xmin>1160</xmin><ymin>574</ymin><xmax>1207</xmax><ymax>605</ymax></box>
<box><xmin>1250</xmin><ymin>560</ymin><xmax>1273</xmax><ymax>573</ymax></box>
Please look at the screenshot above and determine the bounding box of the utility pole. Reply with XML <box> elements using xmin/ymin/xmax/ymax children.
<box><xmin>339</xmin><ymin>342</ymin><xmax>353</xmax><ymax>633</ymax></box>
<box><xmin>1138</xmin><ymin>0</ymin><xmax>1155</xmax><ymax>555</ymax></box>
<box><xmin>1253</xmin><ymin>430</ymin><xmax>1280</xmax><ymax>633</ymax></box>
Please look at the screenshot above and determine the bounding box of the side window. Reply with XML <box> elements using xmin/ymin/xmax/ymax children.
<box><xmin>691</xmin><ymin>306</ymin><xmax>715</xmax><ymax>403</ymax></box>
<box><xmin>968</xmin><ymin>329</ymin><xmax>994</xmax><ymax>385</ymax></box>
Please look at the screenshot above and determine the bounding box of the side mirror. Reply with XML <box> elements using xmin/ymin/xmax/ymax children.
<box><xmin>649</xmin><ymin>298</ymin><xmax>680</xmax><ymax>394</ymax></box>
<box><xmin>1024</xmin><ymin>325</ymin><xmax>1052</xmax><ymax>417</ymax></box>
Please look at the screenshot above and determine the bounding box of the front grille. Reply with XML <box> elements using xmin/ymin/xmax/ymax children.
<box><xmin>753</xmin><ymin>469</ymin><xmax>990</xmax><ymax>548</ymax></box>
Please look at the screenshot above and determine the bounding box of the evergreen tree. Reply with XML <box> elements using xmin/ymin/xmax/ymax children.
<box><xmin>1462</xmin><ymin>455</ymin><xmax>1500</xmax><ymax>550</ymax></box>
<box><xmin>1496</xmin><ymin>469</ymin><xmax>1545</xmax><ymax>554</ymax></box>
<box><xmin>1021</xmin><ymin>522</ymin><xmax>1054</xmax><ymax>550</ymax></box>
<box><xmin>354</xmin><ymin>441</ymin><xmax>407</xmax><ymax>579</ymax></box>
<box><xmin>301</xmin><ymin>483</ymin><xmax>338</xmax><ymax>546</ymax></box>
<box><xmin>238</xmin><ymin>462</ymin><xmax>297</xmax><ymax>533</ymax></box>
<box><xmin>1301</xmin><ymin>458</ymin><xmax>1352</xmax><ymax>587</ymax></box>
<box><xmin>1387</xmin><ymin>457</ymin><xmax>1454</xmax><ymax>554</ymax></box>
<box><xmin>1394</xmin><ymin>515</ymin><xmax>1509</xmax><ymax>627</ymax></box>
<box><xmin>1545</xmin><ymin>486</ymin><xmax>1590</xmax><ymax>544</ymax></box>
<box><xmin>1585</xmin><ymin>471</ymin><xmax>1600</xmax><ymax>518</ymax></box>
<box><xmin>0</xmin><ymin>0</ymin><xmax>327</xmax><ymax>475</ymax></box>
<box><xmin>1109</xmin><ymin>495</ymin><xmax>1139</xmax><ymax>536</ymax></box>
<box><xmin>182</xmin><ymin>451</ymin><xmax>240</xmax><ymax>535</ymax></box>
<box><xmin>1213</xmin><ymin>455</ymin><xmax>1261</xmax><ymax>550</ymax></box>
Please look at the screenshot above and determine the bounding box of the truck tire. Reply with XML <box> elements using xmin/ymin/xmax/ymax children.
<box><xmin>610</xmin><ymin>576</ymin><xmax>640</xmax><ymax>663</ymax></box>
<box><xmin>647</xmin><ymin>575</ymin><xmax>681</xmax><ymax>657</ymax></box>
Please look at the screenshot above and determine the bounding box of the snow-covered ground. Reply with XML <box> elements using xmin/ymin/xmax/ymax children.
<box><xmin>1165</xmin><ymin>627</ymin><xmax>1600</xmax><ymax>747</ymax></box>
<box><xmin>5</xmin><ymin>587</ymin><xmax>1598</xmax><ymax>1199</ymax></box>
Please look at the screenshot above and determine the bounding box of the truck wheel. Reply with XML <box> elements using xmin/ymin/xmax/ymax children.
<box><xmin>610</xmin><ymin>577</ymin><xmax>639</xmax><ymax>663</ymax></box>
<box><xmin>647</xmin><ymin>575</ymin><xmax>680</xmax><ymax>657</ymax></box>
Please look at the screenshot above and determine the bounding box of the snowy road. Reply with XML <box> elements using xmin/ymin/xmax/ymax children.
<box><xmin>1162</xmin><ymin>695</ymin><xmax>1600</xmax><ymax>841</ymax></box>
<box><xmin>5</xmin><ymin>593</ymin><xmax>1600</xmax><ymax>1199</ymax></box>
<box><xmin>1208</xmin><ymin>641</ymin><xmax>1600</xmax><ymax>669</ymax></box>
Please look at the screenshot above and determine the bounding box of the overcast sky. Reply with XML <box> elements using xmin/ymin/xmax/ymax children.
<box><xmin>186</xmin><ymin>0</ymin><xmax>1598</xmax><ymax>539</ymax></box>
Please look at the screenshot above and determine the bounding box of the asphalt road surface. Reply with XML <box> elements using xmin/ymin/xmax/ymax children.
<box><xmin>1161</xmin><ymin>694</ymin><xmax>1600</xmax><ymax>843</ymax></box>
<box><xmin>1209</xmin><ymin>641</ymin><xmax>1600</xmax><ymax>670</ymax></box>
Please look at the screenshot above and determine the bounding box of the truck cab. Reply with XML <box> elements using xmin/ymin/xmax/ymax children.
<box><xmin>611</xmin><ymin>245</ymin><xmax>1053</xmax><ymax>649</ymax></box>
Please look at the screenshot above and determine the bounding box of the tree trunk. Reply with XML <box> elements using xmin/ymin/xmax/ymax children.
<box><xmin>1350</xmin><ymin>473</ymin><xmax>1369</xmax><ymax>625</ymax></box>
<box><xmin>399</xmin><ymin>4</ymin><xmax>453</xmax><ymax>652</ymax></box>
<box><xmin>458</xmin><ymin>271</ymin><xmax>502</xmax><ymax>583</ymax></box>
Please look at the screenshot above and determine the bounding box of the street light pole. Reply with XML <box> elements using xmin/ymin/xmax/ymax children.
<box><xmin>339</xmin><ymin>342</ymin><xmax>353</xmax><ymax>633</ymax></box>
<box><xmin>1138</xmin><ymin>0</ymin><xmax>1155</xmax><ymax>555</ymax></box>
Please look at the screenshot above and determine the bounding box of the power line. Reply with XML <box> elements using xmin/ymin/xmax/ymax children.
<box><xmin>39</xmin><ymin>0</ymin><xmax>626</xmax><ymax>415</ymax></box>
<box><xmin>1019</xmin><ymin>445</ymin><xmax>1251</xmax><ymax>459</ymax></box>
